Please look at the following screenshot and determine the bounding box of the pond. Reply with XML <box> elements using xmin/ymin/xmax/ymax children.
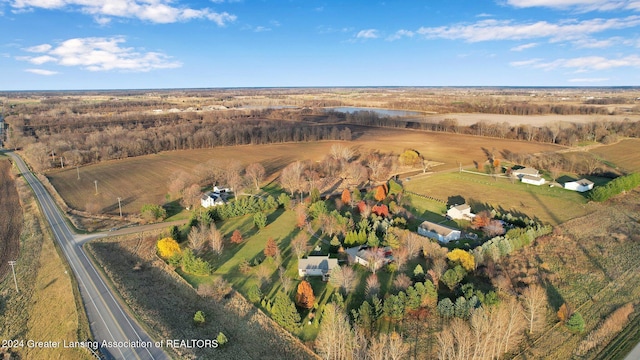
<box><xmin>324</xmin><ymin>106</ymin><xmax>423</xmax><ymax>118</ymax></box>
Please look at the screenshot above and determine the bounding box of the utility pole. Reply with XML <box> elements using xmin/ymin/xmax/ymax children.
<box><xmin>94</xmin><ymin>180</ymin><xmax>98</xmax><ymax>195</ymax></box>
<box><xmin>117</xmin><ymin>197</ymin><xmax>123</xmax><ymax>218</ymax></box>
<box><xmin>77</xmin><ymin>166</ymin><xmax>80</xmax><ymax>180</ymax></box>
<box><xmin>8</xmin><ymin>261</ymin><xmax>18</xmax><ymax>292</ymax></box>
<box><xmin>60</xmin><ymin>156</ymin><xmax>64</xmax><ymax>169</ymax></box>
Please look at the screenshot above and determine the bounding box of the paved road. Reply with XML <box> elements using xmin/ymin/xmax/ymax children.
<box><xmin>7</xmin><ymin>151</ymin><xmax>168</xmax><ymax>360</ymax></box>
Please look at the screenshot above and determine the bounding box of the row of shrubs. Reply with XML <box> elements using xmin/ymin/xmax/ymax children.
<box><xmin>473</xmin><ymin>223</ymin><xmax>553</xmax><ymax>264</ymax></box>
<box><xmin>208</xmin><ymin>195</ymin><xmax>278</xmax><ymax>220</ymax></box>
<box><xmin>589</xmin><ymin>173</ymin><xmax>640</xmax><ymax>202</ymax></box>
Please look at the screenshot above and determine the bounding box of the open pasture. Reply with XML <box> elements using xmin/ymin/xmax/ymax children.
<box><xmin>403</xmin><ymin>171</ymin><xmax>593</xmax><ymax>225</ymax></box>
<box><xmin>46</xmin><ymin>128</ymin><xmax>563</xmax><ymax>216</ymax></box>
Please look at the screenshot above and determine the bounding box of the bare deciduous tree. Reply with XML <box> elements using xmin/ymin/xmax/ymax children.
<box><xmin>188</xmin><ymin>224</ymin><xmax>208</xmax><ymax>255</ymax></box>
<box><xmin>245</xmin><ymin>162</ymin><xmax>266</xmax><ymax>191</ymax></box>
<box><xmin>521</xmin><ymin>284</ymin><xmax>548</xmax><ymax>334</ymax></box>
<box><xmin>280</xmin><ymin>161</ymin><xmax>305</xmax><ymax>198</ymax></box>
<box><xmin>291</xmin><ymin>232</ymin><xmax>309</xmax><ymax>259</ymax></box>
<box><xmin>365</xmin><ymin>274</ymin><xmax>380</xmax><ymax>299</ymax></box>
<box><xmin>329</xmin><ymin>266</ymin><xmax>357</xmax><ymax>294</ymax></box>
<box><xmin>208</xmin><ymin>223</ymin><xmax>224</xmax><ymax>255</ymax></box>
<box><xmin>316</xmin><ymin>302</ymin><xmax>356</xmax><ymax>360</ymax></box>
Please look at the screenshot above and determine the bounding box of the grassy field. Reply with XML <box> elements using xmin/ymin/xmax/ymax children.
<box><xmin>404</xmin><ymin>171</ymin><xmax>593</xmax><ymax>225</ymax></box>
<box><xmin>44</xmin><ymin>128</ymin><xmax>563</xmax><ymax>217</ymax></box>
<box><xmin>0</xmin><ymin>160</ymin><xmax>91</xmax><ymax>360</ymax></box>
<box><xmin>507</xmin><ymin>189</ymin><xmax>640</xmax><ymax>359</ymax></box>
<box><xmin>590</xmin><ymin>138</ymin><xmax>640</xmax><ymax>173</ymax></box>
<box><xmin>0</xmin><ymin>160</ymin><xmax>21</xmax><ymax>281</ymax></box>
<box><xmin>86</xmin><ymin>230</ymin><xmax>320</xmax><ymax>360</ymax></box>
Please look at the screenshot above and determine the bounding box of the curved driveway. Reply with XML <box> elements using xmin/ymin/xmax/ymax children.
<box><xmin>7</xmin><ymin>151</ymin><xmax>168</xmax><ymax>360</ymax></box>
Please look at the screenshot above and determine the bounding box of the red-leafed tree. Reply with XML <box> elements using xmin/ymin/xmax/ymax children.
<box><xmin>372</xmin><ymin>204</ymin><xmax>389</xmax><ymax>217</ymax></box>
<box><xmin>264</xmin><ymin>237</ymin><xmax>278</xmax><ymax>258</ymax></box>
<box><xmin>472</xmin><ymin>210</ymin><xmax>492</xmax><ymax>229</ymax></box>
<box><xmin>295</xmin><ymin>280</ymin><xmax>315</xmax><ymax>309</ymax></box>
<box><xmin>357</xmin><ymin>201</ymin><xmax>369</xmax><ymax>215</ymax></box>
<box><xmin>374</xmin><ymin>185</ymin><xmax>387</xmax><ymax>202</ymax></box>
<box><xmin>341</xmin><ymin>189</ymin><xmax>351</xmax><ymax>206</ymax></box>
<box><xmin>230</xmin><ymin>229</ymin><xmax>243</xmax><ymax>244</ymax></box>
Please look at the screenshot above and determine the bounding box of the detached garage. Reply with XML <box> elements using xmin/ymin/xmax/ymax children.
<box><xmin>564</xmin><ymin>179</ymin><xmax>594</xmax><ymax>192</ymax></box>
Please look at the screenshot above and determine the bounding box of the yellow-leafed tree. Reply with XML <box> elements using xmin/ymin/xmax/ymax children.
<box><xmin>157</xmin><ymin>237</ymin><xmax>181</xmax><ymax>259</ymax></box>
<box><xmin>447</xmin><ymin>249</ymin><xmax>475</xmax><ymax>271</ymax></box>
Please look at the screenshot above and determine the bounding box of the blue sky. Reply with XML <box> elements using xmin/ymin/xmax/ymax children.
<box><xmin>2</xmin><ymin>0</ymin><xmax>640</xmax><ymax>90</ymax></box>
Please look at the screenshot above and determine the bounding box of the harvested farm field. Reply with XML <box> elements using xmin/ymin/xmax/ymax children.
<box><xmin>46</xmin><ymin>127</ymin><xmax>563</xmax><ymax>216</ymax></box>
<box><xmin>590</xmin><ymin>138</ymin><xmax>640</xmax><ymax>173</ymax></box>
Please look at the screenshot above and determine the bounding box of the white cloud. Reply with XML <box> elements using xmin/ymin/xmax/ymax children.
<box><xmin>387</xmin><ymin>29</ymin><xmax>414</xmax><ymax>41</ymax></box>
<box><xmin>10</xmin><ymin>0</ymin><xmax>237</xmax><ymax>25</ymax></box>
<box><xmin>18</xmin><ymin>37</ymin><xmax>181</xmax><ymax>72</ymax></box>
<box><xmin>511</xmin><ymin>55</ymin><xmax>640</xmax><ymax>71</ymax></box>
<box><xmin>356</xmin><ymin>29</ymin><xmax>379</xmax><ymax>39</ymax></box>
<box><xmin>510</xmin><ymin>42</ymin><xmax>538</xmax><ymax>51</ymax></box>
<box><xmin>416</xmin><ymin>16</ymin><xmax>640</xmax><ymax>43</ymax></box>
<box><xmin>25</xmin><ymin>68</ymin><xmax>58</xmax><ymax>75</ymax></box>
<box><xmin>506</xmin><ymin>0</ymin><xmax>639</xmax><ymax>11</ymax></box>
<box><xmin>25</xmin><ymin>44</ymin><xmax>52</xmax><ymax>52</ymax></box>
<box><xmin>573</xmin><ymin>37</ymin><xmax>619</xmax><ymax>47</ymax></box>
<box><xmin>254</xmin><ymin>26</ymin><xmax>271</xmax><ymax>32</ymax></box>
<box><xmin>567</xmin><ymin>77</ymin><xmax>610</xmax><ymax>82</ymax></box>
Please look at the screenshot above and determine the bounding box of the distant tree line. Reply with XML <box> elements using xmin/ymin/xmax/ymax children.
<box><xmin>323</xmin><ymin>110</ymin><xmax>640</xmax><ymax>145</ymax></box>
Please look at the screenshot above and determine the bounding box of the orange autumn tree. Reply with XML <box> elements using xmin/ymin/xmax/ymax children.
<box><xmin>157</xmin><ymin>237</ymin><xmax>181</xmax><ymax>259</ymax></box>
<box><xmin>341</xmin><ymin>189</ymin><xmax>351</xmax><ymax>206</ymax></box>
<box><xmin>374</xmin><ymin>185</ymin><xmax>387</xmax><ymax>202</ymax></box>
<box><xmin>295</xmin><ymin>280</ymin><xmax>315</xmax><ymax>309</ymax></box>
<box><xmin>230</xmin><ymin>229</ymin><xmax>243</xmax><ymax>244</ymax></box>
<box><xmin>264</xmin><ymin>237</ymin><xmax>278</xmax><ymax>258</ymax></box>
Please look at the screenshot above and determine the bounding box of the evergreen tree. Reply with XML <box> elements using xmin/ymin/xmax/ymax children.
<box><xmin>272</xmin><ymin>292</ymin><xmax>301</xmax><ymax>333</ymax></box>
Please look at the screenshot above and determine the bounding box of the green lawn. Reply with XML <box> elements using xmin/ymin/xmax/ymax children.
<box><xmin>404</xmin><ymin>171</ymin><xmax>593</xmax><ymax>225</ymax></box>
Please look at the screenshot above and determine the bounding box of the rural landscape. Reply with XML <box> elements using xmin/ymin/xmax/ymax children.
<box><xmin>1</xmin><ymin>87</ymin><xmax>640</xmax><ymax>359</ymax></box>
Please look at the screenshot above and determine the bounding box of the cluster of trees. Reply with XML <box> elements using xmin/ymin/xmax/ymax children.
<box><xmin>10</xmin><ymin>115</ymin><xmax>353</xmax><ymax>170</ymax></box>
<box><xmin>589</xmin><ymin>173</ymin><xmax>640</xmax><ymax>202</ymax></box>
<box><xmin>278</xmin><ymin>145</ymin><xmax>398</xmax><ymax>201</ymax></box>
<box><xmin>473</xmin><ymin>223</ymin><xmax>553</xmax><ymax>265</ymax></box>
<box><xmin>208</xmin><ymin>195</ymin><xmax>278</xmax><ymax>221</ymax></box>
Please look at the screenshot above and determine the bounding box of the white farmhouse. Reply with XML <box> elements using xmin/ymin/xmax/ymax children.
<box><xmin>446</xmin><ymin>204</ymin><xmax>475</xmax><ymax>220</ymax></box>
<box><xmin>201</xmin><ymin>192</ymin><xmax>224</xmax><ymax>208</ymax></box>
<box><xmin>564</xmin><ymin>179</ymin><xmax>594</xmax><ymax>192</ymax></box>
<box><xmin>417</xmin><ymin>221</ymin><xmax>461</xmax><ymax>243</ymax></box>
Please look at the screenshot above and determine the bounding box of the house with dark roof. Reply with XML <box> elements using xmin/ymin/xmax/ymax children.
<box><xmin>298</xmin><ymin>255</ymin><xmax>338</xmax><ymax>280</ymax></box>
<box><xmin>417</xmin><ymin>220</ymin><xmax>461</xmax><ymax>243</ymax></box>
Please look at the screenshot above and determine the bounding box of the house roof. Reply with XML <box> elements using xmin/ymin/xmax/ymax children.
<box><xmin>576</xmin><ymin>179</ymin><xmax>594</xmax><ymax>186</ymax></box>
<box><xmin>419</xmin><ymin>221</ymin><xmax>460</xmax><ymax>236</ymax></box>
<box><xmin>513</xmin><ymin>167</ymin><xmax>539</xmax><ymax>176</ymax></box>
<box><xmin>522</xmin><ymin>175</ymin><xmax>545</xmax><ymax>182</ymax></box>
<box><xmin>298</xmin><ymin>255</ymin><xmax>338</xmax><ymax>272</ymax></box>
<box><xmin>450</xmin><ymin>204</ymin><xmax>471</xmax><ymax>212</ymax></box>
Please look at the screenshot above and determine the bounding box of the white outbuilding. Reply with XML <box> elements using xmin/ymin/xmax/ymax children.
<box><xmin>564</xmin><ymin>179</ymin><xmax>594</xmax><ymax>192</ymax></box>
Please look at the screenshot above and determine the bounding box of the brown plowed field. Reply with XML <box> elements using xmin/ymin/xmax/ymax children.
<box><xmin>0</xmin><ymin>159</ymin><xmax>22</xmax><ymax>280</ymax></box>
